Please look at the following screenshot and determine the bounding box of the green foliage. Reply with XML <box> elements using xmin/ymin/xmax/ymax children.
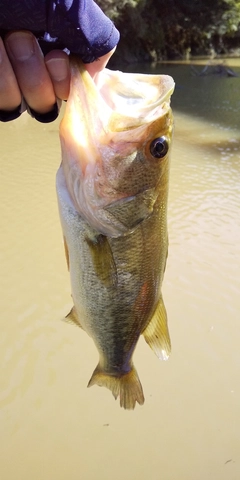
<box><xmin>96</xmin><ymin>0</ymin><xmax>142</xmax><ymax>20</ymax></box>
<box><xmin>220</xmin><ymin>0</ymin><xmax>240</xmax><ymax>34</ymax></box>
<box><xmin>96</xmin><ymin>0</ymin><xmax>240</xmax><ymax>61</ymax></box>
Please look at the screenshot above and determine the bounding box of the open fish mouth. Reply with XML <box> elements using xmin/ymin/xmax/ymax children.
<box><xmin>60</xmin><ymin>59</ymin><xmax>174</xmax><ymax>237</ymax></box>
<box><xmin>60</xmin><ymin>57</ymin><xmax>174</xmax><ymax>162</ymax></box>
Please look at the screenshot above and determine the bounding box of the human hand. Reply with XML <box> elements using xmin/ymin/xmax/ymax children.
<box><xmin>0</xmin><ymin>31</ymin><xmax>115</xmax><ymax>121</ymax></box>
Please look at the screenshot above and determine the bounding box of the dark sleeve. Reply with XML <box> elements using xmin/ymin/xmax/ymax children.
<box><xmin>0</xmin><ymin>0</ymin><xmax>120</xmax><ymax>62</ymax></box>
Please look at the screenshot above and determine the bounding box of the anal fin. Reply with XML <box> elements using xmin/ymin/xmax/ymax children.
<box><xmin>64</xmin><ymin>306</ymin><xmax>82</xmax><ymax>328</ymax></box>
<box><xmin>142</xmin><ymin>297</ymin><xmax>171</xmax><ymax>360</ymax></box>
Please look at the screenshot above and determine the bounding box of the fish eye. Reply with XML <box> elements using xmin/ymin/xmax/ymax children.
<box><xmin>150</xmin><ymin>136</ymin><xmax>169</xmax><ymax>158</ymax></box>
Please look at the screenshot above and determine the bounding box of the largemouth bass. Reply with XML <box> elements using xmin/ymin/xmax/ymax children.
<box><xmin>57</xmin><ymin>57</ymin><xmax>175</xmax><ymax>409</ymax></box>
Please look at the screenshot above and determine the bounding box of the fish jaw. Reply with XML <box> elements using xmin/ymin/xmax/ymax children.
<box><xmin>59</xmin><ymin>57</ymin><xmax>175</xmax><ymax>237</ymax></box>
<box><xmin>60</xmin><ymin>58</ymin><xmax>110</xmax><ymax>172</ymax></box>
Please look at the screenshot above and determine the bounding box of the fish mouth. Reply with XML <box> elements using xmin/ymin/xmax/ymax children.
<box><xmin>60</xmin><ymin>57</ymin><xmax>175</xmax><ymax>171</ymax></box>
<box><xmin>59</xmin><ymin>58</ymin><xmax>174</xmax><ymax>236</ymax></box>
<box><xmin>95</xmin><ymin>67</ymin><xmax>175</xmax><ymax>132</ymax></box>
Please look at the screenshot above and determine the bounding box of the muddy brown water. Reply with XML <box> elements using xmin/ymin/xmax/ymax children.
<box><xmin>0</xmin><ymin>59</ymin><xmax>240</xmax><ymax>480</ymax></box>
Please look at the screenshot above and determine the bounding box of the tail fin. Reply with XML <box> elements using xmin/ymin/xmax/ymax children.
<box><xmin>87</xmin><ymin>364</ymin><xmax>144</xmax><ymax>410</ymax></box>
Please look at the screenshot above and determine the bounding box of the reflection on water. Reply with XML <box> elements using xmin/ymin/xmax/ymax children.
<box><xmin>0</xmin><ymin>60</ymin><xmax>240</xmax><ymax>480</ymax></box>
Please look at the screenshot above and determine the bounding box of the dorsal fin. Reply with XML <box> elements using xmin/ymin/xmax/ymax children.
<box><xmin>63</xmin><ymin>236</ymin><xmax>70</xmax><ymax>270</ymax></box>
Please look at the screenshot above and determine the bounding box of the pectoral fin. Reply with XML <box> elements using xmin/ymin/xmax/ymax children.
<box><xmin>85</xmin><ymin>234</ymin><xmax>117</xmax><ymax>288</ymax></box>
<box><xmin>105</xmin><ymin>188</ymin><xmax>158</xmax><ymax>231</ymax></box>
<box><xmin>142</xmin><ymin>297</ymin><xmax>171</xmax><ymax>360</ymax></box>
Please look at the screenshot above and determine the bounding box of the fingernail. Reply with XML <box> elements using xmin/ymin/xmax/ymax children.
<box><xmin>45</xmin><ymin>57</ymin><xmax>69</xmax><ymax>81</ymax></box>
<box><xmin>6</xmin><ymin>32</ymin><xmax>35</xmax><ymax>61</ymax></box>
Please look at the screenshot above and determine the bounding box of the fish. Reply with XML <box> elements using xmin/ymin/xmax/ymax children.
<box><xmin>56</xmin><ymin>57</ymin><xmax>175</xmax><ymax>409</ymax></box>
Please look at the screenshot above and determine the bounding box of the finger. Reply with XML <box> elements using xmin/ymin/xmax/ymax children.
<box><xmin>45</xmin><ymin>50</ymin><xmax>70</xmax><ymax>100</ymax></box>
<box><xmin>0</xmin><ymin>37</ymin><xmax>22</xmax><ymax>110</ymax></box>
<box><xmin>4</xmin><ymin>31</ymin><xmax>56</xmax><ymax>114</ymax></box>
<box><xmin>84</xmin><ymin>47</ymin><xmax>116</xmax><ymax>79</ymax></box>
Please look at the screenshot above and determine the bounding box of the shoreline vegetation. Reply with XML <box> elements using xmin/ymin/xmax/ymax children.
<box><xmin>97</xmin><ymin>0</ymin><xmax>240</xmax><ymax>65</ymax></box>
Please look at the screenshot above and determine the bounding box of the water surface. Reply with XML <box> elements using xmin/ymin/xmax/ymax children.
<box><xmin>0</xmin><ymin>60</ymin><xmax>240</xmax><ymax>480</ymax></box>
